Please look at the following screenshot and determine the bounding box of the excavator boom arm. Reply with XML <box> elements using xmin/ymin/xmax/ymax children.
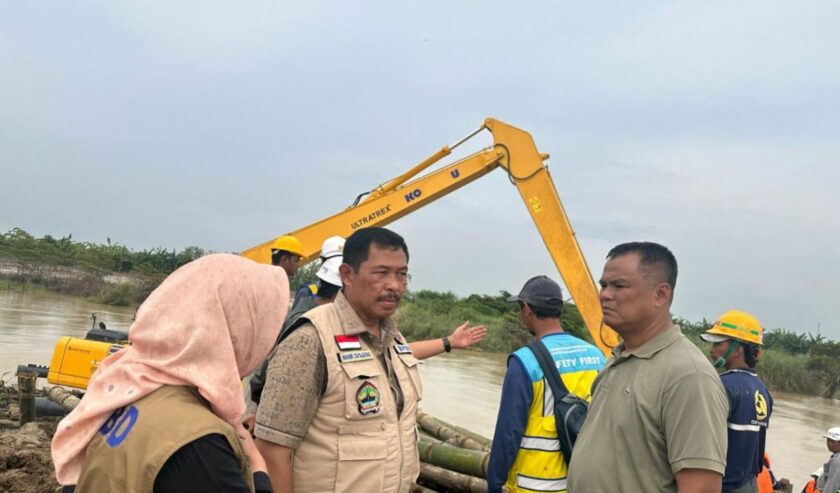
<box><xmin>240</xmin><ymin>146</ymin><xmax>503</xmax><ymax>264</ymax></box>
<box><xmin>241</xmin><ymin>118</ymin><xmax>619</xmax><ymax>354</ymax></box>
<box><xmin>486</xmin><ymin>119</ymin><xmax>619</xmax><ymax>353</ymax></box>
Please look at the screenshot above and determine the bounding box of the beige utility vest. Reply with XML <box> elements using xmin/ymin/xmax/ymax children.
<box><xmin>75</xmin><ymin>385</ymin><xmax>254</xmax><ymax>493</ymax></box>
<box><xmin>294</xmin><ymin>303</ymin><xmax>423</xmax><ymax>493</ymax></box>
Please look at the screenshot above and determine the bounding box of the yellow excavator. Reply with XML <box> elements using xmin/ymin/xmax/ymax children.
<box><xmin>38</xmin><ymin>117</ymin><xmax>618</xmax><ymax>390</ymax></box>
<box><xmin>241</xmin><ymin>117</ymin><xmax>618</xmax><ymax>353</ymax></box>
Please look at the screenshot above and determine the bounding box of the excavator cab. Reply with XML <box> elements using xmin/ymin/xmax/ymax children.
<box><xmin>22</xmin><ymin>313</ymin><xmax>130</xmax><ymax>390</ymax></box>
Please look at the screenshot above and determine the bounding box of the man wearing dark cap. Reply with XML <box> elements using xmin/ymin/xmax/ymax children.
<box><xmin>487</xmin><ymin>276</ymin><xmax>606</xmax><ymax>493</ymax></box>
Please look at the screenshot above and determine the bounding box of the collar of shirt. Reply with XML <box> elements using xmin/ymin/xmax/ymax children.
<box><xmin>611</xmin><ymin>324</ymin><xmax>683</xmax><ymax>362</ymax></box>
<box><xmin>333</xmin><ymin>290</ymin><xmax>398</xmax><ymax>342</ymax></box>
<box><xmin>721</xmin><ymin>368</ymin><xmax>758</xmax><ymax>376</ymax></box>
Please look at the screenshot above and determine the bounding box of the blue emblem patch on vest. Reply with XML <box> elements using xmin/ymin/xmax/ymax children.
<box><xmin>394</xmin><ymin>344</ymin><xmax>412</xmax><ymax>354</ymax></box>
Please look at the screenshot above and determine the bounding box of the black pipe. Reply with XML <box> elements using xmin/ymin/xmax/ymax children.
<box><xmin>16</xmin><ymin>364</ymin><xmax>48</xmax><ymax>378</ymax></box>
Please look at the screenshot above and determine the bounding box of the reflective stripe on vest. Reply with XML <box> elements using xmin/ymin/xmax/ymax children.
<box><xmin>728</xmin><ymin>422</ymin><xmax>762</xmax><ymax>432</ymax></box>
<box><xmin>517</xmin><ymin>473</ymin><xmax>568</xmax><ymax>492</ymax></box>
<box><xmin>503</xmin><ymin>334</ymin><xmax>604</xmax><ymax>493</ymax></box>
<box><xmin>521</xmin><ymin>436</ymin><xmax>561</xmax><ymax>452</ymax></box>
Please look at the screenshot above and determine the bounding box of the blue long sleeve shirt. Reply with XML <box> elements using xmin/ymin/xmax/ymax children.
<box><xmin>487</xmin><ymin>355</ymin><xmax>532</xmax><ymax>492</ymax></box>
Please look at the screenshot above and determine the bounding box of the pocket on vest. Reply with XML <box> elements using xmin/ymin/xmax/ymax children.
<box><xmin>398</xmin><ymin>354</ymin><xmax>423</xmax><ymax>401</ymax></box>
<box><xmin>342</xmin><ymin>361</ymin><xmax>385</xmax><ymax>421</ymax></box>
<box><xmin>336</xmin><ymin>427</ymin><xmax>387</xmax><ymax>492</ymax></box>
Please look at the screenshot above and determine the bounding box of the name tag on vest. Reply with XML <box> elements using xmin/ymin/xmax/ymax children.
<box><xmin>338</xmin><ymin>350</ymin><xmax>374</xmax><ymax>363</ymax></box>
<box><xmin>394</xmin><ymin>344</ymin><xmax>412</xmax><ymax>354</ymax></box>
<box><xmin>335</xmin><ymin>335</ymin><xmax>362</xmax><ymax>351</ymax></box>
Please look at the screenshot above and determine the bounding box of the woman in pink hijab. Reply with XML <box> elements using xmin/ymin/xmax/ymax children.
<box><xmin>51</xmin><ymin>253</ymin><xmax>289</xmax><ymax>493</ymax></box>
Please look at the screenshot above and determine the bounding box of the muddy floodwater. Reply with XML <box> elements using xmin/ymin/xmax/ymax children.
<box><xmin>2</xmin><ymin>288</ymin><xmax>838</xmax><ymax>488</ymax></box>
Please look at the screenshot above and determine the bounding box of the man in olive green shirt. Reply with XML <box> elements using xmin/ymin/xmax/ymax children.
<box><xmin>567</xmin><ymin>242</ymin><xmax>728</xmax><ymax>493</ymax></box>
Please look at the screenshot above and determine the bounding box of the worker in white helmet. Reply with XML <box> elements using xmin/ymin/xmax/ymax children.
<box><xmin>291</xmin><ymin>236</ymin><xmax>345</xmax><ymax>309</ymax></box>
<box><xmin>817</xmin><ymin>427</ymin><xmax>840</xmax><ymax>493</ymax></box>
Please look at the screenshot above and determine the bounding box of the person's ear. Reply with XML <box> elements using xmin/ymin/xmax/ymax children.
<box><xmin>653</xmin><ymin>282</ymin><xmax>672</xmax><ymax>307</ymax></box>
<box><xmin>339</xmin><ymin>263</ymin><xmax>353</xmax><ymax>286</ymax></box>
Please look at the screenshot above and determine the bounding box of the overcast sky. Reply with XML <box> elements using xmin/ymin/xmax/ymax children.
<box><xmin>2</xmin><ymin>2</ymin><xmax>838</xmax><ymax>339</ymax></box>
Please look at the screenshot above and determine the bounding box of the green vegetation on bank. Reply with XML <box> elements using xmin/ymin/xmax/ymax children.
<box><xmin>396</xmin><ymin>290</ymin><xmax>840</xmax><ymax>399</ymax></box>
<box><xmin>396</xmin><ymin>289</ymin><xmax>592</xmax><ymax>353</ymax></box>
<box><xmin>2</xmin><ymin>228</ymin><xmax>837</xmax><ymax>399</ymax></box>
<box><xmin>0</xmin><ymin>228</ymin><xmax>205</xmax><ymax>305</ymax></box>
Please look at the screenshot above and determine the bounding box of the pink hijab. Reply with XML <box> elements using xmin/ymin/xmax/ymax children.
<box><xmin>51</xmin><ymin>253</ymin><xmax>289</xmax><ymax>485</ymax></box>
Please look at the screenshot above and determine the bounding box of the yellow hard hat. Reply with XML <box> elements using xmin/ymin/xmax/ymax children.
<box><xmin>700</xmin><ymin>310</ymin><xmax>763</xmax><ymax>346</ymax></box>
<box><xmin>271</xmin><ymin>235</ymin><xmax>303</xmax><ymax>257</ymax></box>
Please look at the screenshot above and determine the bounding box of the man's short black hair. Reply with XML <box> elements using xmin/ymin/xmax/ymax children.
<box><xmin>742</xmin><ymin>343</ymin><xmax>759</xmax><ymax>368</ymax></box>
<box><xmin>520</xmin><ymin>301</ymin><xmax>563</xmax><ymax>319</ymax></box>
<box><xmin>607</xmin><ymin>242</ymin><xmax>678</xmax><ymax>294</ymax></box>
<box><xmin>271</xmin><ymin>249</ymin><xmax>297</xmax><ymax>266</ymax></box>
<box><xmin>343</xmin><ymin>227</ymin><xmax>409</xmax><ymax>271</ymax></box>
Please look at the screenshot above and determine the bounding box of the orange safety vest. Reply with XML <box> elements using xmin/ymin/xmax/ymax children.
<box><xmin>801</xmin><ymin>478</ymin><xmax>819</xmax><ymax>493</ymax></box>
<box><xmin>758</xmin><ymin>453</ymin><xmax>773</xmax><ymax>493</ymax></box>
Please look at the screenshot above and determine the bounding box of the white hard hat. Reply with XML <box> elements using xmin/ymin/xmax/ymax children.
<box><xmin>316</xmin><ymin>257</ymin><xmax>342</xmax><ymax>287</ymax></box>
<box><xmin>825</xmin><ymin>427</ymin><xmax>840</xmax><ymax>441</ymax></box>
<box><xmin>321</xmin><ymin>236</ymin><xmax>345</xmax><ymax>260</ymax></box>
<box><xmin>812</xmin><ymin>466</ymin><xmax>824</xmax><ymax>477</ymax></box>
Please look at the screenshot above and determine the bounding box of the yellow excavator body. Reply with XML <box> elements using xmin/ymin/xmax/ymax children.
<box><xmin>47</xmin><ymin>336</ymin><xmax>126</xmax><ymax>389</ymax></box>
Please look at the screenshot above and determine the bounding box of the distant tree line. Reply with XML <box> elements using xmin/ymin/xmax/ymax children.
<box><xmin>2</xmin><ymin>227</ymin><xmax>837</xmax><ymax>399</ymax></box>
<box><xmin>0</xmin><ymin>228</ymin><xmax>206</xmax><ymax>274</ymax></box>
<box><xmin>397</xmin><ymin>291</ymin><xmax>839</xmax><ymax>400</ymax></box>
<box><xmin>0</xmin><ymin>228</ymin><xmax>206</xmax><ymax>305</ymax></box>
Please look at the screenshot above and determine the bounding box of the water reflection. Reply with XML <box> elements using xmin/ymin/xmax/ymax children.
<box><xmin>0</xmin><ymin>288</ymin><xmax>135</xmax><ymax>376</ymax></box>
<box><xmin>418</xmin><ymin>351</ymin><xmax>508</xmax><ymax>438</ymax></box>
<box><xmin>420</xmin><ymin>349</ymin><xmax>840</xmax><ymax>489</ymax></box>
<box><xmin>1</xmin><ymin>288</ymin><xmax>837</xmax><ymax>489</ymax></box>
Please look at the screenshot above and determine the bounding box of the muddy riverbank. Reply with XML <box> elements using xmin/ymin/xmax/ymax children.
<box><xmin>0</xmin><ymin>384</ymin><xmax>61</xmax><ymax>493</ymax></box>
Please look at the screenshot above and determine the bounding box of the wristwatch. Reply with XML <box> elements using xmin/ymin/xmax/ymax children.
<box><xmin>442</xmin><ymin>336</ymin><xmax>452</xmax><ymax>353</ymax></box>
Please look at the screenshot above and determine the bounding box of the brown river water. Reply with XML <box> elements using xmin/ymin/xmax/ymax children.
<box><xmin>1</xmin><ymin>288</ymin><xmax>837</xmax><ymax>489</ymax></box>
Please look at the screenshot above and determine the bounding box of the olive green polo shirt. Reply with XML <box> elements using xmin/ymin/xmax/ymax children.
<box><xmin>567</xmin><ymin>325</ymin><xmax>728</xmax><ymax>493</ymax></box>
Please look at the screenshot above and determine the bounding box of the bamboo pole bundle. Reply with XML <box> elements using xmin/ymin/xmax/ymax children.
<box><xmin>409</xmin><ymin>483</ymin><xmax>438</xmax><ymax>493</ymax></box>
<box><xmin>419</xmin><ymin>463</ymin><xmax>488</xmax><ymax>493</ymax></box>
<box><xmin>418</xmin><ymin>436</ymin><xmax>489</xmax><ymax>478</ymax></box>
<box><xmin>417</xmin><ymin>411</ymin><xmax>491</xmax><ymax>451</ymax></box>
<box><xmin>47</xmin><ymin>386</ymin><xmax>81</xmax><ymax>411</ymax></box>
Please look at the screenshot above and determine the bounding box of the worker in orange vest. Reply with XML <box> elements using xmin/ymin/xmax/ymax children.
<box><xmin>757</xmin><ymin>453</ymin><xmax>790</xmax><ymax>492</ymax></box>
<box><xmin>802</xmin><ymin>467</ymin><xmax>822</xmax><ymax>493</ymax></box>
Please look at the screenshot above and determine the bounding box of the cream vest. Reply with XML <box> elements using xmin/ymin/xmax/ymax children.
<box><xmin>75</xmin><ymin>386</ymin><xmax>254</xmax><ymax>493</ymax></box>
<box><xmin>293</xmin><ymin>302</ymin><xmax>423</xmax><ymax>493</ymax></box>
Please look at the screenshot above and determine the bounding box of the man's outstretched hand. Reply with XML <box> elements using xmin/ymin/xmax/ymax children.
<box><xmin>448</xmin><ymin>322</ymin><xmax>487</xmax><ymax>349</ymax></box>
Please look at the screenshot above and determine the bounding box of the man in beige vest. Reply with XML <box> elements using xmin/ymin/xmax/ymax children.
<box><xmin>255</xmin><ymin>227</ymin><xmax>422</xmax><ymax>493</ymax></box>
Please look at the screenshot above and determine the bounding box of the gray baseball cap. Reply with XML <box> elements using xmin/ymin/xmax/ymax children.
<box><xmin>508</xmin><ymin>276</ymin><xmax>564</xmax><ymax>310</ymax></box>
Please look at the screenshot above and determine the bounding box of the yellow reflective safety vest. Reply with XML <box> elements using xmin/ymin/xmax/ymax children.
<box><xmin>505</xmin><ymin>333</ymin><xmax>605</xmax><ymax>493</ymax></box>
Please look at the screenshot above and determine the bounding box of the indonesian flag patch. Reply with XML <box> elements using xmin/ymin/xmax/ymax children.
<box><xmin>335</xmin><ymin>335</ymin><xmax>362</xmax><ymax>351</ymax></box>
